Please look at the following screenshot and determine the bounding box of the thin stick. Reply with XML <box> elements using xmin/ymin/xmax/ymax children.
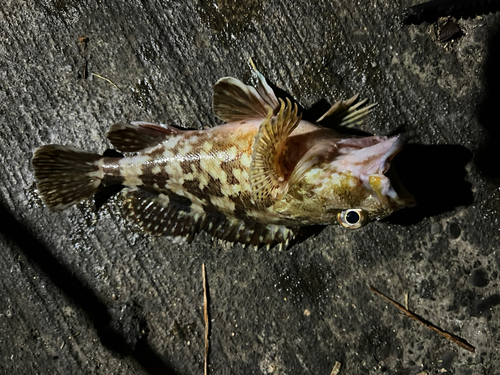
<box><xmin>203</xmin><ymin>263</ymin><xmax>209</xmax><ymax>375</ymax></box>
<box><xmin>370</xmin><ymin>286</ymin><xmax>475</xmax><ymax>353</ymax></box>
<box><xmin>92</xmin><ymin>73</ymin><xmax>122</xmax><ymax>92</ymax></box>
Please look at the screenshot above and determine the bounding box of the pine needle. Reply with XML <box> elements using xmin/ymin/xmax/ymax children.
<box><xmin>203</xmin><ymin>263</ymin><xmax>209</xmax><ymax>375</ymax></box>
<box><xmin>370</xmin><ymin>285</ymin><xmax>475</xmax><ymax>353</ymax></box>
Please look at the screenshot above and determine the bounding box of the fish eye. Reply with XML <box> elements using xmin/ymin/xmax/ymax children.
<box><xmin>337</xmin><ymin>209</ymin><xmax>367</xmax><ymax>229</ymax></box>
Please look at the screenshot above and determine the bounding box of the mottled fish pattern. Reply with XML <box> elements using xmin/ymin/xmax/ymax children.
<box><xmin>32</xmin><ymin>67</ymin><xmax>415</xmax><ymax>247</ymax></box>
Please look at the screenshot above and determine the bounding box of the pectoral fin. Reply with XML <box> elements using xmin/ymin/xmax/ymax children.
<box><xmin>106</xmin><ymin>122</ymin><xmax>180</xmax><ymax>152</ymax></box>
<box><xmin>317</xmin><ymin>95</ymin><xmax>376</xmax><ymax>129</ymax></box>
<box><xmin>250</xmin><ymin>98</ymin><xmax>302</xmax><ymax>204</ymax></box>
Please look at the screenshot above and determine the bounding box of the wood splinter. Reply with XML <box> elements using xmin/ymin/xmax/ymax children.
<box><xmin>370</xmin><ymin>285</ymin><xmax>475</xmax><ymax>353</ymax></box>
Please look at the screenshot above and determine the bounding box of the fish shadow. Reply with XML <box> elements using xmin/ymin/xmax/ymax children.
<box><xmin>0</xmin><ymin>202</ymin><xmax>179</xmax><ymax>375</ymax></box>
<box><xmin>385</xmin><ymin>143</ymin><xmax>473</xmax><ymax>225</ymax></box>
<box><xmin>475</xmin><ymin>20</ymin><xmax>500</xmax><ymax>182</ymax></box>
<box><xmin>402</xmin><ymin>0</ymin><xmax>500</xmax><ymax>25</ymax></box>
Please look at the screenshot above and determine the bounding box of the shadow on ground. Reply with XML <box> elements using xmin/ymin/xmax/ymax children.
<box><xmin>0</xmin><ymin>202</ymin><xmax>178</xmax><ymax>375</ymax></box>
<box><xmin>476</xmin><ymin>21</ymin><xmax>500</xmax><ymax>182</ymax></box>
<box><xmin>387</xmin><ymin>143</ymin><xmax>473</xmax><ymax>225</ymax></box>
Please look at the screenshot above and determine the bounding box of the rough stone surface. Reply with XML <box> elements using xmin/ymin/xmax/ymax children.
<box><xmin>1</xmin><ymin>1</ymin><xmax>500</xmax><ymax>374</ymax></box>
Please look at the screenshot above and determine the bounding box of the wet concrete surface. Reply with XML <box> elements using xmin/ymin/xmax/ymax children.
<box><xmin>0</xmin><ymin>0</ymin><xmax>499</xmax><ymax>374</ymax></box>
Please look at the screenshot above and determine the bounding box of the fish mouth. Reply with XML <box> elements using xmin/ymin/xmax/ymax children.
<box><xmin>329</xmin><ymin>134</ymin><xmax>415</xmax><ymax>210</ymax></box>
<box><xmin>366</xmin><ymin>135</ymin><xmax>415</xmax><ymax>208</ymax></box>
<box><xmin>377</xmin><ymin>134</ymin><xmax>406</xmax><ymax>174</ymax></box>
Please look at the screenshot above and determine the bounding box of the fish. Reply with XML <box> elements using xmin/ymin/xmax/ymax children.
<box><xmin>32</xmin><ymin>66</ymin><xmax>415</xmax><ymax>247</ymax></box>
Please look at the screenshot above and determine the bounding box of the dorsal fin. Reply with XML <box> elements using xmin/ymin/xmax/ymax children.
<box><xmin>122</xmin><ymin>187</ymin><xmax>297</xmax><ymax>247</ymax></box>
<box><xmin>250</xmin><ymin>98</ymin><xmax>302</xmax><ymax>204</ymax></box>
<box><xmin>213</xmin><ymin>77</ymin><xmax>272</xmax><ymax>122</ymax></box>
<box><xmin>106</xmin><ymin>122</ymin><xmax>180</xmax><ymax>152</ymax></box>
<box><xmin>317</xmin><ymin>95</ymin><xmax>376</xmax><ymax>129</ymax></box>
<box><xmin>250</xmin><ymin>65</ymin><xmax>279</xmax><ymax>112</ymax></box>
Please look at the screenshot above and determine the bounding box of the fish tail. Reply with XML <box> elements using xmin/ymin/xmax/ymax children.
<box><xmin>32</xmin><ymin>145</ymin><xmax>105</xmax><ymax>211</ymax></box>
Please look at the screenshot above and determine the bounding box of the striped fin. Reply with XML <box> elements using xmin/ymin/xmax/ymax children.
<box><xmin>250</xmin><ymin>65</ymin><xmax>280</xmax><ymax>112</ymax></box>
<box><xmin>213</xmin><ymin>77</ymin><xmax>274</xmax><ymax>122</ymax></box>
<box><xmin>202</xmin><ymin>215</ymin><xmax>297</xmax><ymax>248</ymax></box>
<box><xmin>32</xmin><ymin>145</ymin><xmax>104</xmax><ymax>211</ymax></box>
<box><xmin>106</xmin><ymin>122</ymin><xmax>180</xmax><ymax>152</ymax></box>
<box><xmin>122</xmin><ymin>188</ymin><xmax>201</xmax><ymax>240</ymax></box>
<box><xmin>316</xmin><ymin>95</ymin><xmax>376</xmax><ymax>129</ymax></box>
<box><xmin>122</xmin><ymin>187</ymin><xmax>297</xmax><ymax>247</ymax></box>
<box><xmin>250</xmin><ymin>98</ymin><xmax>302</xmax><ymax>205</ymax></box>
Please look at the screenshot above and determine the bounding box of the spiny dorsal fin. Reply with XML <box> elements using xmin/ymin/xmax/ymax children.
<box><xmin>122</xmin><ymin>187</ymin><xmax>297</xmax><ymax>247</ymax></box>
<box><xmin>250</xmin><ymin>98</ymin><xmax>302</xmax><ymax>204</ymax></box>
<box><xmin>317</xmin><ymin>94</ymin><xmax>376</xmax><ymax>129</ymax></box>
<box><xmin>250</xmin><ymin>64</ymin><xmax>279</xmax><ymax>112</ymax></box>
<box><xmin>213</xmin><ymin>76</ymin><xmax>276</xmax><ymax>122</ymax></box>
<box><xmin>106</xmin><ymin>122</ymin><xmax>180</xmax><ymax>152</ymax></box>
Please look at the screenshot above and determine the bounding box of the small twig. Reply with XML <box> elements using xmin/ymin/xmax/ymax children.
<box><xmin>92</xmin><ymin>73</ymin><xmax>122</xmax><ymax>92</ymax></box>
<box><xmin>329</xmin><ymin>361</ymin><xmax>342</xmax><ymax>375</ymax></box>
<box><xmin>370</xmin><ymin>286</ymin><xmax>475</xmax><ymax>353</ymax></box>
<box><xmin>203</xmin><ymin>263</ymin><xmax>209</xmax><ymax>375</ymax></box>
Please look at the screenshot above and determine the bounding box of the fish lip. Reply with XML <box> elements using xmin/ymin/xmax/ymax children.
<box><xmin>366</xmin><ymin>134</ymin><xmax>415</xmax><ymax>209</ymax></box>
<box><xmin>380</xmin><ymin>134</ymin><xmax>416</xmax><ymax>208</ymax></box>
<box><xmin>378</xmin><ymin>134</ymin><xmax>407</xmax><ymax>174</ymax></box>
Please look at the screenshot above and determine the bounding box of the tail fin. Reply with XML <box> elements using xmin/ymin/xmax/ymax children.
<box><xmin>32</xmin><ymin>145</ymin><xmax>104</xmax><ymax>211</ymax></box>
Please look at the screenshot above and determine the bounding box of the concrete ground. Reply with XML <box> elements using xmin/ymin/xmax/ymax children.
<box><xmin>1</xmin><ymin>0</ymin><xmax>499</xmax><ymax>374</ymax></box>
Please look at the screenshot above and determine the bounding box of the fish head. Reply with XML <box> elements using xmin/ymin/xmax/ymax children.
<box><xmin>296</xmin><ymin>134</ymin><xmax>415</xmax><ymax>228</ymax></box>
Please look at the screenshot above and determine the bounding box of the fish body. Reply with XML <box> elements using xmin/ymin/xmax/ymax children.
<box><xmin>33</xmin><ymin>67</ymin><xmax>415</xmax><ymax>246</ymax></box>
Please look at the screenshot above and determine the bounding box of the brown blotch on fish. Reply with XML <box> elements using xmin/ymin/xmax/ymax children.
<box><xmin>32</xmin><ymin>65</ymin><xmax>415</xmax><ymax>247</ymax></box>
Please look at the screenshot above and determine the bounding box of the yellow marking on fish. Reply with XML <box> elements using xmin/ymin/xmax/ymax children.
<box><xmin>120</xmin><ymin>157</ymin><xmax>147</xmax><ymax>186</ymax></box>
<box><xmin>202</xmin><ymin>141</ymin><xmax>213</xmax><ymax>153</ymax></box>
<box><xmin>190</xmin><ymin>203</ymin><xmax>205</xmax><ymax>214</ymax></box>
<box><xmin>200</xmin><ymin>155</ymin><xmax>227</xmax><ymax>186</ymax></box>
<box><xmin>197</xmin><ymin>172</ymin><xmax>209</xmax><ymax>190</ymax></box>
<box><xmin>210</xmin><ymin>196</ymin><xmax>235</xmax><ymax>212</ymax></box>
<box><xmin>240</xmin><ymin>152</ymin><xmax>252</xmax><ymax>169</ymax></box>
<box><xmin>157</xmin><ymin>193</ymin><xmax>170</xmax><ymax>206</ymax></box>
<box><xmin>164</xmin><ymin>158</ymin><xmax>184</xmax><ymax>181</ymax></box>
<box><xmin>182</xmin><ymin>172</ymin><xmax>195</xmax><ymax>182</ymax></box>
<box><xmin>220</xmin><ymin>181</ymin><xmax>245</xmax><ymax>197</ymax></box>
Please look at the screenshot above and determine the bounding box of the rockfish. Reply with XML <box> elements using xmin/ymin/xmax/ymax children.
<box><xmin>32</xmin><ymin>67</ymin><xmax>415</xmax><ymax>247</ymax></box>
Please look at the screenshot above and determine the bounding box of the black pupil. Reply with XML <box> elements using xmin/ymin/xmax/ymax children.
<box><xmin>345</xmin><ymin>210</ymin><xmax>360</xmax><ymax>224</ymax></box>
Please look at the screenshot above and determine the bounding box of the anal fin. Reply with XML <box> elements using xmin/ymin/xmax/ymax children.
<box><xmin>107</xmin><ymin>122</ymin><xmax>180</xmax><ymax>152</ymax></box>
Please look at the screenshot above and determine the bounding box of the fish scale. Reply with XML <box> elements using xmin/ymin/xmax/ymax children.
<box><xmin>32</xmin><ymin>65</ymin><xmax>415</xmax><ymax>247</ymax></box>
